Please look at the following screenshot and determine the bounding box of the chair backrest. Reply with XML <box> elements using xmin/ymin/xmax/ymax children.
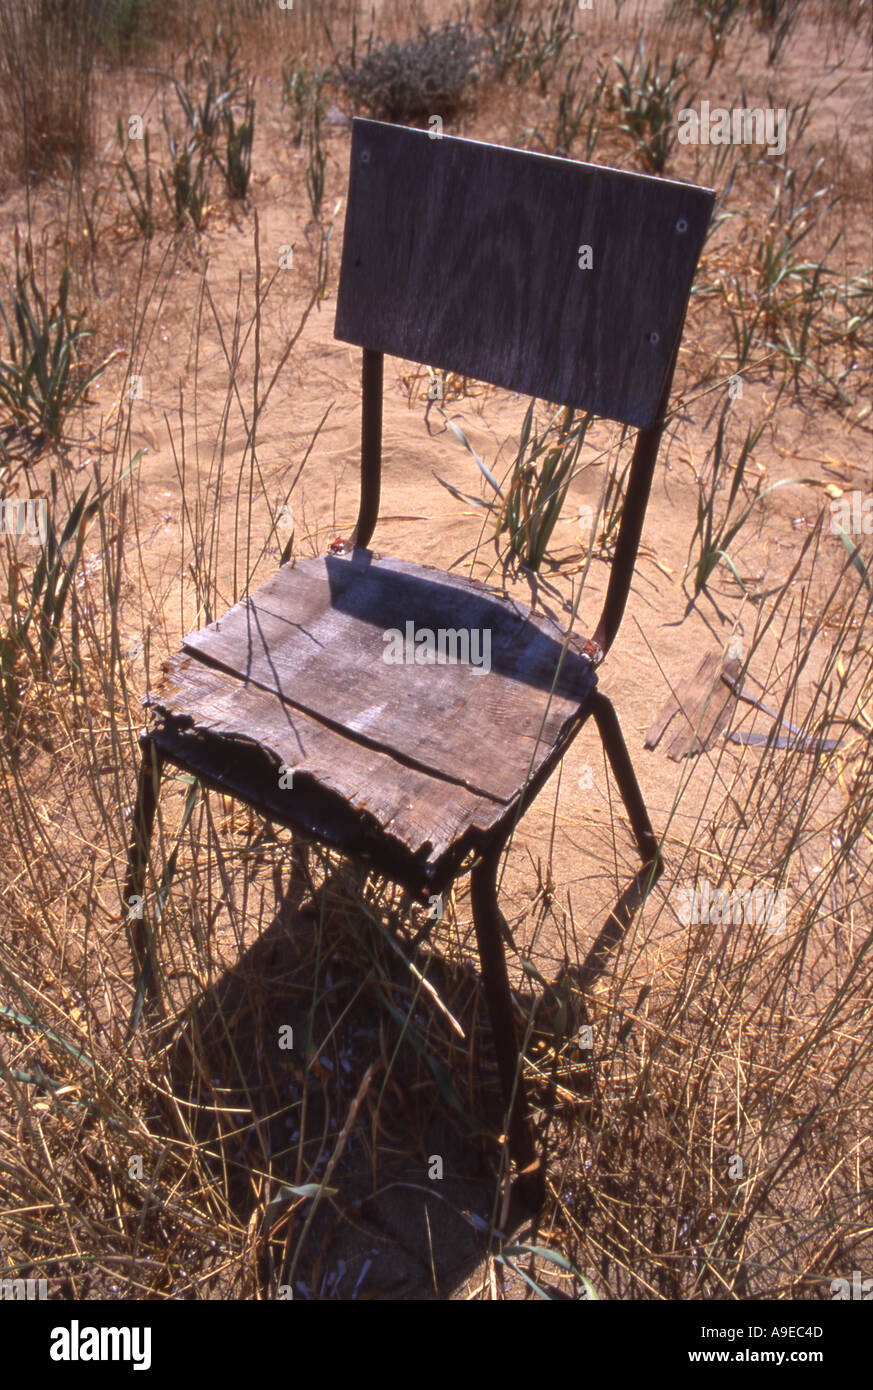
<box><xmin>333</xmin><ymin>119</ymin><xmax>715</xmax><ymax>661</ymax></box>
<box><xmin>335</xmin><ymin>118</ymin><xmax>714</xmax><ymax>430</ymax></box>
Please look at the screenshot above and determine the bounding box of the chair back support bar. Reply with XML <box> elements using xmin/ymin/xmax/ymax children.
<box><xmin>349</xmin><ymin>347</ymin><xmax>382</xmax><ymax>550</ymax></box>
<box><xmin>336</xmin><ymin>119</ymin><xmax>714</xmax><ymax>428</ymax></box>
<box><xmin>592</xmin><ymin>344</ymin><xmax>679</xmax><ymax>660</ymax></box>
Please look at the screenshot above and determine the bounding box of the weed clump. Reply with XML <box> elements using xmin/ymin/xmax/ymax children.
<box><xmin>338</xmin><ymin>21</ymin><xmax>483</xmax><ymax>125</ymax></box>
<box><xmin>0</xmin><ymin>233</ymin><xmax>104</xmax><ymax>441</ymax></box>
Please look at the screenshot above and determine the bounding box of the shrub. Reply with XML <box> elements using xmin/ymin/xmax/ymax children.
<box><xmin>338</xmin><ymin>20</ymin><xmax>483</xmax><ymax>125</ymax></box>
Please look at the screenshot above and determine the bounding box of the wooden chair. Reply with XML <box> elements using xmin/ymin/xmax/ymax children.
<box><xmin>124</xmin><ymin>119</ymin><xmax>714</xmax><ymax>1210</ymax></box>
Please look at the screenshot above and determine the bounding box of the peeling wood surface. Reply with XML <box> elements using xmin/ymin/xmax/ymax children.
<box><xmin>151</xmin><ymin>650</ymin><xmax>506</xmax><ymax>878</ymax></box>
<box><xmin>181</xmin><ymin>550</ymin><xmax>596</xmax><ymax>803</ymax></box>
<box><xmin>645</xmin><ymin>653</ymin><xmax>741</xmax><ymax>759</ymax></box>
<box><xmin>151</xmin><ymin>551</ymin><xmax>597</xmax><ymax>882</ymax></box>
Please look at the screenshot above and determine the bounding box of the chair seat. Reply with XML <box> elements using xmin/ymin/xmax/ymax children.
<box><xmin>146</xmin><ymin>548</ymin><xmax>597</xmax><ymax>895</ymax></box>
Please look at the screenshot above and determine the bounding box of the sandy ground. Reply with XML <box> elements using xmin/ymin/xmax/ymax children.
<box><xmin>0</xmin><ymin>0</ymin><xmax>870</xmax><ymax>1297</ymax></box>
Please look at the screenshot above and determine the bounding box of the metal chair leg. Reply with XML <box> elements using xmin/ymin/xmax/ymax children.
<box><xmin>471</xmin><ymin>844</ymin><xmax>546</xmax><ymax>1211</ymax></box>
<box><xmin>123</xmin><ymin>739</ymin><xmax>163</xmax><ymax>1038</ymax></box>
<box><xmin>558</xmin><ymin>689</ymin><xmax>664</xmax><ymax>993</ymax></box>
<box><xmin>590</xmin><ymin>690</ymin><xmax>662</xmax><ymax>881</ymax></box>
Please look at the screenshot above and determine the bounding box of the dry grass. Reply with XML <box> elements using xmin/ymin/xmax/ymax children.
<box><xmin>0</xmin><ymin>0</ymin><xmax>871</xmax><ymax>1301</ymax></box>
<box><xmin>0</xmin><ymin>1</ymin><xmax>100</xmax><ymax>184</ymax></box>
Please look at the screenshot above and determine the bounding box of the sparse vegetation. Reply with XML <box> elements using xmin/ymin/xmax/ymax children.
<box><xmin>522</xmin><ymin>57</ymin><xmax>608</xmax><ymax>160</ymax></box>
<box><xmin>613</xmin><ymin>38</ymin><xmax>697</xmax><ymax>173</ymax></box>
<box><xmin>754</xmin><ymin>0</ymin><xmax>804</xmax><ymax>65</ymax></box>
<box><xmin>0</xmin><ymin>473</ymin><xmax>104</xmax><ymax>729</ymax></box>
<box><xmin>113</xmin><ymin>25</ymin><xmax>258</xmax><ymax>234</ymax></box>
<box><xmin>117</xmin><ymin>119</ymin><xmax>157</xmax><ymax>238</ymax></box>
<box><xmin>160</xmin><ymin>116</ymin><xmax>213</xmax><ymax>231</ymax></box>
<box><xmin>481</xmin><ymin>0</ymin><xmax>581</xmax><ymax>93</ymax></box>
<box><xmin>0</xmin><ymin>0</ymin><xmax>870</xmax><ymax>1312</ymax></box>
<box><xmin>0</xmin><ymin>234</ymin><xmax>105</xmax><ymax>440</ymax></box>
<box><xmin>0</xmin><ymin>0</ymin><xmax>100</xmax><ymax>181</ymax></box>
<box><xmin>440</xmin><ymin>402</ymin><xmax>595</xmax><ymax>572</ymax></box>
<box><xmin>281</xmin><ymin>58</ymin><xmax>330</xmax><ymax>147</ymax></box>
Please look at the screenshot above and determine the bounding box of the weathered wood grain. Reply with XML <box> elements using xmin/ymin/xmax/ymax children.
<box><xmin>151</xmin><ymin>648</ymin><xmax>509</xmax><ymax>865</ymax></box>
<box><xmin>335</xmin><ymin>119</ymin><xmax>715</xmax><ymax>428</ymax></box>
<box><xmin>182</xmin><ymin>550</ymin><xmax>596</xmax><ymax>803</ymax></box>
<box><xmin>645</xmin><ymin>652</ymin><xmax>741</xmax><ymax>759</ymax></box>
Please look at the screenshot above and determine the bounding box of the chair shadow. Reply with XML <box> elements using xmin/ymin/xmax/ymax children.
<box><xmin>232</xmin><ymin>547</ymin><xmax>594</xmax><ymax>699</ymax></box>
<box><xmin>158</xmin><ymin>848</ymin><xmax>559</xmax><ymax>1300</ymax></box>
